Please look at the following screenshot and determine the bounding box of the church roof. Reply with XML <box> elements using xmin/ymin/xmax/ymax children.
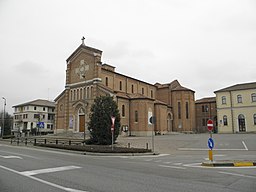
<box><xmin>195</xmin><ymin>97</ymin><xmax>216</xmax><ymax>104</ymax></box>
<box><xmin>155</xmin><ymin>80</ymin><xmax>195</xmax><ymax>92</ymax></box>
<box><xmin>116</xmin><ymin>92</ymin><xmax>154</xmax><ymax>101</ymax></box>
<box><xmin>66</xmin><ymin>43</ymin><xmax>102</xmax><ymax>62</ymax></box>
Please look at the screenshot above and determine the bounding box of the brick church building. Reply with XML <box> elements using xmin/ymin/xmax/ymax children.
<box><xmin>55</xmin><ymin>39</ymin><xmax>196</xmax><ymax>136</ymax></box>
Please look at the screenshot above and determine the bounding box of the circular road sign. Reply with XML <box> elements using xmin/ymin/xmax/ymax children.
<box><xmin>207</xmin><ymin>119</ymin><xmax>214</xmax><ymax>132</ymax></box>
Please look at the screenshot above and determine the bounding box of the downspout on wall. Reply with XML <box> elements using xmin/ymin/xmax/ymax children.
<box><xmin>229</xmin><ymin>91</ymin><xmax>235</xmax><ymax>133</ymax></box>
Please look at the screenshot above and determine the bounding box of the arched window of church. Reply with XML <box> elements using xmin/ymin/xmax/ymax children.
<box><xmin>74</xmin><ymin>90</ymin><xmax>76</xmax><ymax>100</ymax></box>
<box><xmin>135</xmin><ymin>111</ymin><xmax>138</xmax><ymax>122</ymax></box>
<box><xmin>106</xmin><ymin>77</ymin><xmax>108</xmax><ymax>87</ymax></box>
<box><xmin>186</xmin><ymin>102</ymin><xmax>189</xmax><ymax>119</ymax></box>
<box><xmin>77</xmin><ymin>89</ymin><xmax>80</xmax><ymax>100</ymax></box>
<box><xmin>178</xmin><ymin>102</ymin><xmax>181</xmax><ymax>119</ymax></box>
<box><xmin>83</xmin><ymin>87</ymin><xmax>86</xmax><ymax>99</ymax></box>
<box><xmin>86</xmin><ymin>87</ymin><xmax>89</xmax><ymax>98</ymax></box>
<box><xmin>120</xmin><ymin>81</ymin><xmax>122</xmax><ymax>91</ymax></box>
<box><xmin>151</xmin><ymin>90</ymin><xmax>153</xmax><ymax>98</ymax></box>
<box><xmin>131</xmin><ymin>85</ymin><xmax>134</xmax><ymax>93</ymax></box>
<box><xmin>91</xmin><ymin>86</ymin><xmax>93</xmax><ymax>98</ymax></box>
<box><xmin>122</xmin><ymin>105</ymin><xmax>125</xmax><ymax>117</ymax></box>
<box><xmin>142</xmin><ymin>88</ymin><xmax>144</xmax><ymax>95</ymax></box>
<box><xmin>70</xmin><ymin>90</ymin><xmax>73</xmax><ymax>101</ymax></box>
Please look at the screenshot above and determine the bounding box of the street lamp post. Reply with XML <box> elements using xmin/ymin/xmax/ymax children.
<box><xmin>2</xmin><ymin>97</ymin><xmax>6</xmax><ymax>137</ymax></box>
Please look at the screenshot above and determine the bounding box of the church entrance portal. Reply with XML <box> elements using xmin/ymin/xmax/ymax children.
<box><xmin>79</xmin><ymin>115</ymin><xmax>85</xmax><ymax>132</ymax></box>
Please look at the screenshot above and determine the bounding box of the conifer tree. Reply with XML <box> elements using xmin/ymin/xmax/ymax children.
<box><xmin>88</xmin><ymin>96</ymin><xmax>120</xmax><ymax>145</ymax></box>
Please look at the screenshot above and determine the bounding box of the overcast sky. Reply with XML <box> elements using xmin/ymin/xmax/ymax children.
<box><xmin>1</xmin><ymin>0</ymin><xmax>256</xmax><ymax>113</ymax></box>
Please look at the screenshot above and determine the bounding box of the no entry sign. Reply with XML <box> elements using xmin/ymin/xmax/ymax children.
<box><xmin>207</xmin><ymin>119</ymin><xmax>213</xmax><ymax>132</ymax></box>
<box><xmin>111</xmin><ymin>116</ymin><xmax>115</xmax><ymax>132</ymax></box>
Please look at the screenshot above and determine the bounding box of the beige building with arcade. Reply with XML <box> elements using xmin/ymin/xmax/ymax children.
<box><xmin>215</xmin><ymin>82</ymin><xmax>256</xmax><ymax>133</ymax></box>
<box><xmin>55</xmin><ymin>39</ymin><xmax>196</xmax><ymax>136</ymax></box>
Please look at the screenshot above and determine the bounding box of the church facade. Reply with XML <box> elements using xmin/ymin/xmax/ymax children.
<box><xmin>55</xmin><ymin>40</ymin><xmax>196</xmax><ymax>136</ymax></box>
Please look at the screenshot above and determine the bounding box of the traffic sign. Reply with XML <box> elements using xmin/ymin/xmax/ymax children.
<box><xmin>38</xmin><ymin>122</ymin><xmax>44</xmax><ymax>129</ymax></box>
<box><xmin>207</xmin><ymin>119</ymin><xmax>214</xmax><ymax>132</ymax></box>
<box><xmin>111</xmin><ymin>116</ymin><xmax>115</xmax><ymax>132</ymax></box>
<box><xmin>208</xmin><ymin>138</ymin><xmax>214</xmax><ymax>149</ymax></box>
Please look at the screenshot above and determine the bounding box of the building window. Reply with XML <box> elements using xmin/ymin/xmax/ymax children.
<box><xmin>106</xmin><ymin>77</ymin><xmax>108</xmax><ymax>87</ymax></box>
<box><xmin>91</xmin><ymin>86</ymin><xmax>93</xmax><ymax>98</ymax></box>
<box><xmin>122</xmin><ymin>105</ymin><xmax>125</xmax><ymax>117</ymax></box>
<box><xmin>237</xmin><ymin>95</ymin><xmax>242</xmax><ymax>103</ymax></box>
<box><xmin>70</xmin><ymin>90</ymin><xmax>73</xmax><ymax>101</ymax></box>
<box><xmin>77</xmin><ymin>89</ymin><xmax>80</xmax><ymax>100</ymax></box>
<box><xmin>221</xmin><ymin>96</ymin><xmax>226</xmax><ymax>104</ymax></box>
<box><xmin>60</xmin><ymin>104</ymin><xmax>63</xmax><ymax>111</ymax></box>
<box><xmin>202</xmin><ymin>119</ymin><xmax>205</xmax><ymax>126</ymax></box>
<box><xmin>151</xmin><ymin>90</ymin><xmax>153</xmax><ymax>98</ymax></box>
<box><xmin>142</xmin><ymin>88</ymin><xmax>144</xmax><ymax>95</ymax></box>
<box><xmin>135</xmin><ymin>111</ymin><xmax>138</xmax><ymax>122</ymax></box>
<box><xmin>131</xmin><ymin>85</ymin><xmax>134</xmax><ymax>93</ymax></box>
<box><xmin>178</xmin><ymin>102</ymin><xmax>181</xmax><ymax>119</ymax></box>
<box><xmin>119</xmin><ymin>81</ymin><xmax>122</xmax><ymax>91</ymax></box>
<box><xmin>223</xmin><ymin>115</ymin><xmax>228</xmax><ymax>126</ymax></box>
<box><xmin>202</xmin><ymin>118</ymin><xmax>208</xmax><ymax>126</ymax></box>
<box><xmin>43</xmin><ymin>107</ymin><xmax>45</xmax><ymax>111</ymax></box>
<box><xmin>254</xmin><ymin>114</ymin><xmax>256</xmax><ymax>125</ymax></box>
<box><xmin>34</xmin><ymin>106</ymin><xmax>37</xmax><ymax>110</ymax></box>
<box><xmin>252</xmin><ymin>93</ymin><xmax>256</xmax><ymax>102</ymax></box>
<box><xmin>202</xmin><ymin>105</ymin><xmax>209</xmax><ymax>112</ymax></box>
<box><xmin>186</xmin><ymin>102</ymin><xmax>189</xmax><ymax>119</ymax></box>
<box><xmin>34</xmin><ymin>114</ymin><xmax>39</xmax><ymax>119</ymax></box>
<box><xmin>74</xmin><ymin>90</ymin><xmax>76</xmax><ymax>100</ymax></box>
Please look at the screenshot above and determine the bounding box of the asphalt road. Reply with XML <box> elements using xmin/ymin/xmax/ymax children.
<box><xmin>0</xmin><ymin>134</ymin><xmax>255</xmax><ymax>192</ymax></box>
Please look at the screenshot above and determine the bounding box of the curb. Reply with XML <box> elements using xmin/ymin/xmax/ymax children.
<box><xmin>83</xmin><ymin>152</ymin><xmax>159</xmax><ymax>156</ymax></box>
<box><xmin>202</xmin><ymin>161</ymin><xmax>256</xmax><ymax>167</ymax></box>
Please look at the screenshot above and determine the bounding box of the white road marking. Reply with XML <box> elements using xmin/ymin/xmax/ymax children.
<box><xmin>242</xmin><ymin>141</ymin><xmax>248</xmax><ymax>151</ymax></box>
<box><xmin>159</xmin><ymin>164</ymin><xmax>186</xmax><ymax>170</ymax></box>
<box><xmin>219</xmin><ymin>171</ymin><xmax>256</xmax><ymax>179</ymax></box>
<box><xmin>183</xmin><ymin>163</ymin><xmax>203</xmax><ymax>168</ymax></box>
<box><xmin>173</xmin><ymin>163</ymin><xmax>183</xmax><ymax>166</ymax></box>
<box><xmin>0</xmin><ymin>165</ymin><xmax>86</xmax><ymax>192</ymax></box>
<box><xmin>0</xmin><ymin>155</ymin><xmax>23</xmax><ymax>159</ymax></box>
<box><xmin>163</xmin><ymin>161</ymin><xmax>172</xmax><ymax>164</ymax></box>
<box><xmin>0</xmin><ymin>149</ymin><xmax>40</xmax><ymax>159</ymax></box>
<box><xmin>20</xmin><ymin>165</ymin><xmax>81</xmax><ymax>176</ymax></box>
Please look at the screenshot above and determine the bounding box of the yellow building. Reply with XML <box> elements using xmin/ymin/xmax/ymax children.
<box><xmin>215</xmin><ymin>82</ymin><xmax>256</xmax><ymax>133</ymax></box>
<box><xmin>55</xmin><ymin>39</ymin><xmax>196</xmax><ymax>136</ymax></box>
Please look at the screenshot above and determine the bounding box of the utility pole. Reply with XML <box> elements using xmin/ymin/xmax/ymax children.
<box><xmin>2</xmin><ymin>97</ymin><xmax>6</xmax><ymax>137</ymax></box>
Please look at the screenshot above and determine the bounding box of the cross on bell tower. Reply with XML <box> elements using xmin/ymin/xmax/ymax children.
<box><xmin>81</xmin><ymin>36</ymin><xmax>85</xmax><ymax>45</ymax></box>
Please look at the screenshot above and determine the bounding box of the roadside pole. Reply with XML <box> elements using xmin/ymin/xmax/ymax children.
<box><xmin>111</xmin><ymin>116</ymin><xmax>115</xmax><ymax>151</ymax></box>
<box><xmin>207</xmin><ymin>119</ymin><xmax>214</xmax><ymax>161</ymax></box>
<box><xmin>148</xmin><ymin>113</ymin><xmax>155</xmax><ymax>154</ymax></box>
